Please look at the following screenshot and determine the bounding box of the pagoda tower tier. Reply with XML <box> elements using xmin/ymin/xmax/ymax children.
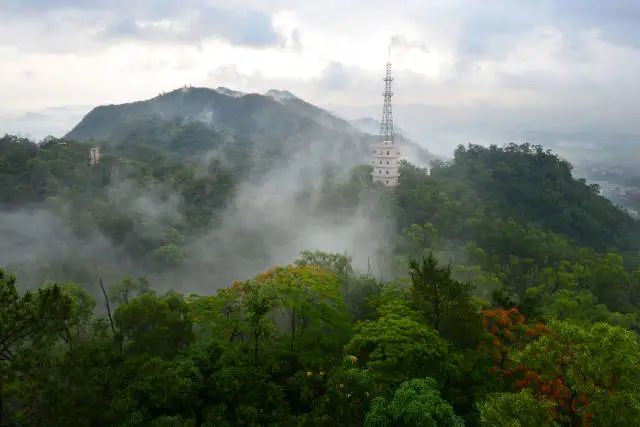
<box><xmin>371</xmin><ymin>140</ymin><xmax>400</xmax><ymax>186</ymax></box>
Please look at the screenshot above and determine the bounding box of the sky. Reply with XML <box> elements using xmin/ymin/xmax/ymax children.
<box><xmin>2</xmin><ymin>0</ymin><xmax>640</xmax><ymax>159</ymax></box>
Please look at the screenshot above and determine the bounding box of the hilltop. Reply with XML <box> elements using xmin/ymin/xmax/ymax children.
<box><xmin>66</xmin><ymin>86</ymin><xmax>433</xmax><ymax>173</ymax></box>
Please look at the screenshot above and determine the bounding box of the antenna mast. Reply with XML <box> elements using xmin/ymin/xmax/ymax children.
<box><xmin>380</xmin><ymin>46</ymin><xmax>394</xmax><ymax>143</ymax></box>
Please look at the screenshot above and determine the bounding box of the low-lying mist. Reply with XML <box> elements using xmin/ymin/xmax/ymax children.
<box><xmin>0</xmin><ymin>135</ymin><xmax>396</xmax><ymax>295</ymax></box>
<box><xmin>175</xmin><ymin>150</ymin><xmax>395</xmax><ymax>292</ymax></box>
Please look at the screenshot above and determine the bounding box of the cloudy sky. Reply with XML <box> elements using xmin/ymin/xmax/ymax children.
<box><xmin>2</xmin><ymin>0</ymin><xmax>640</xmax><ymax>159</ymax></box>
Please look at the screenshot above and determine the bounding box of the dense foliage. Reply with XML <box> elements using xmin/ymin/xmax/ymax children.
<box><xmin>0</xmin><ymin>133</ymin><xmax>236</xmax><ymax>281</ymax></box>
<box><xmin>1</xmin><ymin>132</ymin><xmax>640</xmax><ymax>426</ymax></box>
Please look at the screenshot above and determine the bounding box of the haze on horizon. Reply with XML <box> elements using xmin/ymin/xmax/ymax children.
<box><xmin>2</xmin><ymin>0</ymin><xmax>640</xmax><ymax>159</ymax></box>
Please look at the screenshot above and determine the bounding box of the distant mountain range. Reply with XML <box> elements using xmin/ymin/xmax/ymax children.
<box><xmin>348</xmin><ymin>117</ymin><xmax>409</xmax><ymax>137</ymax></box>
<box><xmin>66</xmin><ymin>86</ymin><xmax>433</xmax><ymax>172</ymax></box>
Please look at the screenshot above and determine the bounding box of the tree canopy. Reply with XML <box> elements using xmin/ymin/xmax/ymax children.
<box><xmin>1</xmin><ymin>136</ymin><xmax>639</xmax><ymax>426</ymax></box>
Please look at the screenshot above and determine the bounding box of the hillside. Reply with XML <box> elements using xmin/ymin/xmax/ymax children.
<box><xmin>443</xmin><ymin>144</ymin><xmax>638</xmax><ymax>250</ymax></box>
<box><xmin>66</xmin><ymin>86</ymin><xmax>433</xmax><ymax>173</ymax></box>
<box><xmin>2</xmin><ymin>100</ymin><xmax>640</xmax><ymax>427</ymax></box>
<box><xmin>2</xmin><ymin>135</ymin><xmax>640</xmax><ymax>426</ymax></box>
<box><xmin>5</xmin><ymin>1</ymin><xmax>640</xmax><ymax>424</ymax></box>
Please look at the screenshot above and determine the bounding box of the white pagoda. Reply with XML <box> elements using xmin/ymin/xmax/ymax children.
<box><xmin>371</xmin><ymin>59</ymin><xmax>400</xmax><ymax>186</ymax></box>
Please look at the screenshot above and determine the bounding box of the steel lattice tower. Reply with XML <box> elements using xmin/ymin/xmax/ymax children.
<box><xmin>371</xmin><ymin>52</ymin><xmax>400</xmax><ymax>187</ymax></box>
<box><xmin>380</xmin><ymin>60</ymin><xmax>394</xmax><ymax>143</ymax></box>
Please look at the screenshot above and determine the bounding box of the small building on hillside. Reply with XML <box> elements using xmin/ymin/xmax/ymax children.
<box><xmin>88</xmin><ymin>146</ymin><xmax>101</xmax><ymax>166</ymax></box>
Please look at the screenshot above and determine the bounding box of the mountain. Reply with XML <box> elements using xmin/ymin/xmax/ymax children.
<box><xmin>349</xmin><ymin>117</ymin><xmax>381</xmax><ymax>135</ymax></box>
<box><xmin>350</xmin><ymin>117</ymin><xmax>416</xmax><ymax>137</ymax></box>
<box><xmin>66</xmin><ymin>86</ymin><xmax>434</xmax><ymax>173</ymax></box>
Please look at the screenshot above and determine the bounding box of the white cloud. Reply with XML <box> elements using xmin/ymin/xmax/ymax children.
<box><xmin>2</xmin><ymin>0</ymin><xmax>640</xmax><ymax>156</ymax></box>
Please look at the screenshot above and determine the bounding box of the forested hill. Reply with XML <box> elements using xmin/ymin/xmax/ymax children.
<box><xmin>438</xmin><ymin>144</ymin><xmax>637</xmax><ymax>250</ymax></box>
<box><xmin>66</xmin><ymin>86</ymin><xmax>432</xmax><ymax>171</ymax></box>
<box><xmin>2</xmin><ymin>127</ymin><xmax>640</xmax><ymax>424</ymax></box>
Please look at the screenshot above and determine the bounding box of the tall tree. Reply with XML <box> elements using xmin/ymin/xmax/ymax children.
<box><xmin>114</xmin><ymin>291</ymin><xmax>193</xmax><ymax>358</ymax></box>
<box><xmin>0</xmin><ymin>268</ymin><xmax>71</xmax><ymax>423</ymax></box>
<box><xmin>511</xmin><ymin>321</ymin><xmax>640</xmax><ymax>426</ymax></box>
<box><xmin>365</xmin><ymin>377</ymin><xmax>464</xmax><ymax>427</ymax></box>
<box><xmin>345</xmin><ymin>304</ymin><xmax>448</xmax><ymax>386</ymax></box>
<box><xmin>409</xmin><ymin>253</ymin><xmax>481</xmax><ymax>347</ymax></box>
<box><xmin>478</xmin><ymin>390</ymin><xmax>557</xmax><ymax>427</ymax></box>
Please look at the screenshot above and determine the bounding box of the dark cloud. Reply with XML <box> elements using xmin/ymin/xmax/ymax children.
<box><xmin>552</xmin><ymin>0</ymin><xmax>640</xmax><ymax>48</ymax></box>
<box><xmin>448</xmin><ymin>0</ymin><xmax>640</xmax><ymax>59</ymax></box>
<box><xmin>2</xmin><ymin>0</ymin><xmax>93</xmax><ymax>11</ymax></box>
<box><xmin>1</xmin><ymin>0</ymin><xmax>180</xmax><ymax>16</ymax></box>
<box><xmin>2</xmin><ymin>0</ymin><xmax>281</xmax><ymax>48</ymax></box>
<box><xmin>102</xmin><ymin>7</ymin><xmax>280</xmax><ymax>47</ymax></box>
<box><xmin>452</xmin><ymin>1</ymin><xmax>547</xmax><ymax>56</ymax></box>
<box><xmin>215</xmin><ymin>9</ymin><xmax>280</xmax><ymax>46</ymax></box>
<box><xmin>7</xmin><ymin>1</ymin><xmax>640</xmax><ymax>52</ymax></box>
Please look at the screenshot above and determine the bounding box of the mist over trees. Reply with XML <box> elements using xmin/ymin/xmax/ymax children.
<box><xmin>1</xmin><ymin>87</ymin><xmax>640</xmax><ymax>426</ymax></box>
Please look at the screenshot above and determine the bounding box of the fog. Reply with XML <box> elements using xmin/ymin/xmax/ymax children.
<box><xmin>174</xmin><ymin>148</ymin><xmax>395</xmax><ymax>292</ymax></box>
<box><xmin>333</xmin><ymin>102</ymin><xmax>640</xmax><ymax>167</ymax></box>
<box><xmin>0</xmin><ymin>131</ymin><xmax>396</xmax><ymax>294</ymax></box>
<box><xmin>0</xmin><ymin>209</ymin><xmax>131</xmax><ymax>288</ymax></box>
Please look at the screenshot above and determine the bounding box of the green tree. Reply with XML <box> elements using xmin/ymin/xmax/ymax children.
<box><xmin>239</xmin><ymin>278</ymin><xmax>280</xmax><ymax>365</ymax></box>
<box><xmin>260</xmin><ymin>265</ymin><xmax>350</xmax><ymax>359</ymax></box>
<box><xmin>0</xmin><ymin>269</ymin><xmax>72</xmax><ymax>423</ymax></box>
<box><xmin>365</xmin><ymin>377</ymin><xmax>464</xmax><ymax>427</ymax></box>
<box><xmin>512</xmin><ymin>320</ymin><xmax>640</xmax><ymax>426</ymax></box>
<box><xmin>579</xmin><ymin>253</ymin><xmax>636</xmax><ymax>313</ymax></box>
<box><xmin>309</xmin><ymin>356</ymin><xmax>382</xmax><ymax>426</ymax></box>
<box><xmin>345</xmin><ymin>303</ymin><xmax>447</xmax><ymax>386</ymax></box>
<box><xmin>296</xmin><ymin>250</ymin><xmax>381</xmax><ymax>321</ymax></box>
<box><xmin>295</xmin><ymin>250</ymin><xmax>353</xmax><ymax>279</ymax></box>
<box><xmin>57</xmin><ymin>283</ymin><xmax>97</xmax><ymax>350</ymax></box>
<box><xmin>105</xmin><ymin>357</ymin><xmax>200</xmax><ymax>425</ymax></box>
<box><xmin>114</xmin><ymin>291</ymin><xmax>194</xmax><ymax>358</ymax></box>
<box><xmin>402</xmin><ymin>222</ymin><xmax>440</xmax><ymax>258</ymax></box>
<box><xmin>109</xmin><ymin>276</ymin><xmax>154</xmax><ymax>306</ymax></box>
<box><xmin>151</xmin><ymin>243</ymin><xmax>186</xmax><ymax>269</ymax></box>
<box><xmin>409</xmin><ymin>253</ymin><xmax>482</xmax><ymax>347</ymax></box>
<box><xmin>539</xmin><ymin>289</ymin><xmax>637</xmax><ymax>329</ymax></box>
<box><xmin>478</xmin><ymin>390</ymin><xmax>557</xmax><ymax>427</ymax></box>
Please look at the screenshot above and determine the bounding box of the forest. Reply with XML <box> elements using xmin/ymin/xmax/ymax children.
<box><xmin>1</xmin><ymin>133</ymin><xmax>640</xmax><ymax>426</ymax></box>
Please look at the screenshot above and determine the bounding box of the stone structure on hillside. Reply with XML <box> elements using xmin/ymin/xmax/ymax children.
<box><xmin>88</xmin><ymin>146</ymin><xmax>100</xmax><ymax>166</ymax></box>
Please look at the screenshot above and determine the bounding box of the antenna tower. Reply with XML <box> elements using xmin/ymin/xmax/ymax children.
<box><xmin>371</xmin><ymin>46</ymin><xmax>400</xmax><ymax>187</ymax></box>
<box><xmin>380</xmin><ymin>48</ymin><xmax>394</xmax><ymax>143</ymax></box>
